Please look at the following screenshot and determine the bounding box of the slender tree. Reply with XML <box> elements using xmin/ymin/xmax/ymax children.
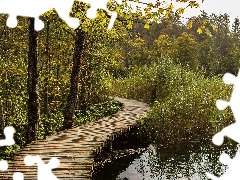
<box><xmin>43</xmin><ymin>19</ymin><xmax>50</xmax><ymax>117</ymax></box>
<box><xmin>26</xmin><ymin>18</ymin><xmax>39</xmax><ymax>143</ymax></box>
<box><xmin>63</xmin><ymin>28</ymin><xmax>85</xmax><ymax>129</ymax></box>
<box><xmin>232</xmin><ymin>17</ymin><xmax>240</xmax><ymax>40</ymax></box>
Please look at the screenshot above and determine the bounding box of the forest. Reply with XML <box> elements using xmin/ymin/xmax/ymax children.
<box><xmin>0</xmin><ymin>1</ymin><xmax>238</xmax><ymax>158</ymax></box>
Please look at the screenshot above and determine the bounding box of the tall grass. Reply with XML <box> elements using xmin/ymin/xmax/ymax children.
<box><xmin>112</xmin><ymin>58</ymin><xmax>234</xmax><ymax>143</ymax></box>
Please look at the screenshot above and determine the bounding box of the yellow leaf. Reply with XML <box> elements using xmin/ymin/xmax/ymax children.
<box><xmin>197</xmin><ymin>27</ymin><xmax>202</xmax><ymax>34</ymax></box>
<box><xmin>178</xmin><ymin>7</ymin><xmax>184</xmax><ymax>14</ymax></box>
<box><xmin>144</xmin><ymin>23</ymin><xmax>150</xmax><ymax>29</ymax></box>
<box><xmin>17</xmin><ymin>25</ymin><xmax>22</xmax><ymax>29</ymax></box>
<box><xmin>158</xmin><ymin>8</ymin><xmax>164</xmax><ymax>15</ymax></box>
<box><xmin>211</xmin><ymin>24</ymin><xmax>218</xmax><ymax>32</ymax></box>
<box><xmin>205</xmin><ymin>28</ymin><xmax>211</xmax><ymax>36</ymax></box>
<box><xmin>127</xmin><ymin>22</ymin><xmax>133</xmax><ymax>29</ymax></box>
<box><xmin>168</xmin><ymin>3</ymin><xmax>174</xmax><ymax>10</ymax></box>
<box><xmin>202</xmin><ymin>19</ymin><xmax>207</xmax><ymax>25</ymax></box>
<box><xmin>187</xmin><ymin>21</ymin><xmax>193</xmax><ymax>29</ymax></box>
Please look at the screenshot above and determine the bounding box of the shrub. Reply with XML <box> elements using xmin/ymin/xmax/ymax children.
<box><xmin>147</xmin><ymin>71</ymin><xmax>233</xmax><ymax>142</ymax></box>
<box><xmin>113</xmin><ymin>58</ymin><xmax>233</xmax><ymax>142</ymax></box>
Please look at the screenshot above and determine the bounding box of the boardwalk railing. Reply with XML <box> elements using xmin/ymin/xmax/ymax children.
<box><xmin>0</xmin><ymin>97</ymin><xmax>149</xmax><ymax>180</ymax></box>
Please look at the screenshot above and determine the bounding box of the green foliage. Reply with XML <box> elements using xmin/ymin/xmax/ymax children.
<box><xmin>1</xmin><ymin>1</ymin><xmax>240</xmax><ymax>157</ymax></box>
<box><xmin>0</xmin><ymin>99</ymin><xmax>122</xmax><ymax>159</ymax></box>
<box><xmin>152</xmin><ymin>34</ymin><xmax>173</xmax><ymax>59</ymax></box>
<box><xmin>172</xmin><ymin>32</ymin><xmax>199</xmax><ymax>70</ymax></box>
<box><xmin>112</xmin><ymin>58</ymin><xmax>176</xmax><ymax>104</ymax></box>
<box><xmin>129</xmin><ymin>13</ymin><xmax>240</xmax><ymax>78</ymax></box>
<box><xmin>113</xmin><ymin>58</ymin><xmax>233</xmax><ymax>143</ymax></box>
<box><xmin>74</xmin><ymin>99</ymin><xmax>122</xmax><ymax>125</ymax></box>
<box><xmin>38</xmin><ymin>113</ymin><xmax>64</xmax><ymax>138</ymax></box>
<box><xmin>147</xmin><ymin>64</ymin><xmax>233</xmax><ymax>142</ymax></box>
<box><xmin>0</xmin><ymin>10</ymin><xmax>124</xmax><ymax>157</ymax></box>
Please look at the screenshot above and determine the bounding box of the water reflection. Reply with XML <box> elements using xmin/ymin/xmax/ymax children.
<box><xmin>118</xmin><ymin>142</ymin><xmax>237</xmax><ymax>180</ymax></box>
<box><xmin>92</xmin><ymin>139</ymin><xmax>237</xmax><ymax>180</ymax></box>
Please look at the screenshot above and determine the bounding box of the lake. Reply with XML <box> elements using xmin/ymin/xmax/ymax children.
<box><xmin>93</xmin><ymin>139</ymin><xmax>237</xmax><ymax>180</ymax></box>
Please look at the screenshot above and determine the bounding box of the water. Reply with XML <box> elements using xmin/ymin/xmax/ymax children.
<box><xmin>93</xmin><ymin>141</ymin><xmax>237</xmax><ymax>180</ymax></box>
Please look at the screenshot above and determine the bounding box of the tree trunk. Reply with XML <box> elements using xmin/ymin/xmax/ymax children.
<box><xmin>43</xmin><ymin>20</ymin><xmax>50</xmax><ymax>116</ymax></box>
<box><xmin>78</xmin><ymin>60</ymin><xmax>88</xmax><ymax>114</ymax></box>
<box><xmin>63</xmin><ymin>29</ymin><xmax>85</xmax><ymax>129</ymax></box>
<box><xmin>26</xmin><ymin>18</ymin><xmax>39</xmax><ymax>144</ymax></box>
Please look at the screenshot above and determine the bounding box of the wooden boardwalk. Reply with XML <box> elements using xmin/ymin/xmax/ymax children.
<box><xmin>0</xmin><ymin>97</ymin><xmax>149</xmax><ymax>179</ymax></box>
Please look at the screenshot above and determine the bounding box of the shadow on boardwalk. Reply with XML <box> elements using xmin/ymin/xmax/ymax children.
<box><xmin>0</xmin><ymin>97</ymin><xmax>149</xmax><ymax>179</ymax></box>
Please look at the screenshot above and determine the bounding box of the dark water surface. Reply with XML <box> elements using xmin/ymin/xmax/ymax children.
<box><xmin>93</xmin><ymin>140</ymin><xmax>237</xmax><ymax>180</ymax></box>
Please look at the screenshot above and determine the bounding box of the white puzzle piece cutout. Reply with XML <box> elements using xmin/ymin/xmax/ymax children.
<box><xmin>206</xmin><ymin>145</ymin><xmax>240</xmax><ymax>179</ymax></box>
<box><xmin>0</xmin><ymin>160</ymin><xmax>8</xmax><ymax>171</ymax></box>
<box><xmin>81</xmin><ymin>0</ymin><xmax>122</xmax><ymax>29</ymax></box>
<box><xmin>22</xmin><ymin>155</ymin><xmax>60</xmax><ymax>180</ymax></box>
<box><xmin>212</xmin><ymin>71</ymin><xmax>240</xmax><ymax>146</ymax></box>
<box><xmin>13</xmin><ymin>172</ymin><xmax>24</xmax><ymax>180</ymax></box>
<box><xmin>0</xmin><ymin>126</ymin><xmax>15</xmax><ymax>171</ymax></box>
<box><xmin>0</xmin><ymin>0</ymin><xmax>79</xmax><ymax>31</ymax></box>
<box><xmin>0</xmin><ymin>0</ymin><xmax>122</xmax><ymax>31</ymax></box>
<box><xmin>206</xmin><ymin>70</ymin><xmax>240</xmax><ymax>179</ymax></box>
<box><xmin>0</xmin><ymin>126</ymin><xmax>15</xmax><ymax>146</ymax></box>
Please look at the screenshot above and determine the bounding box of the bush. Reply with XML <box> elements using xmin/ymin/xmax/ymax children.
<box><xmin>112</xmin><ymin>59</ymin><xmax>173</xmax><ymax>104</ymax></box>
<box><xmin>147</xmin><ymin>70</ymin><xmax>233</xmax><ymax>142</ymax></box>
<box><xmin>113</xmin><ymin>58</ymin><xmax>233</xmax><ymax>142</ymax></box>
<box><xmin>74</xmin><ymin>99</ymin><xmax>122</xmax><ymax>125</ymax></box>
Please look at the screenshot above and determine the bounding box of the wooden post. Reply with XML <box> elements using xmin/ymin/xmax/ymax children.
<box><xmin>107</xmin><ymin>141</ymin><xmax>112</xmax><ymax>152</ymax></box>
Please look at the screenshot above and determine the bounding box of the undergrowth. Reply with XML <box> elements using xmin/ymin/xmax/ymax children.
<box><xmin>0</xmin><ymin>98</ymin><xmax>122</xmax><ymax>159</ymax></box>
<box><xmin>113</xmin><ymin>57</ymin><xmax>234</xmax><ymax>144</ymax></box>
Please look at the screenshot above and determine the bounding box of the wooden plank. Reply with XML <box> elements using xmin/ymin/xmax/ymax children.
<box><xmin>0</xmin><ymin>98</ymin><xmax>149</xmax><ymax>179</ymax></box>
